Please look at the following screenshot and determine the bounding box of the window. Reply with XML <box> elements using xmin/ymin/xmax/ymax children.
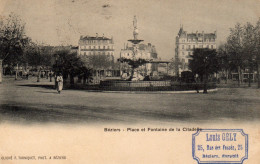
<box><xmin>193</xmin><ymin>45</ymin><xmax>195</xmax><ymax>49</ymax></box>
<box><xmin>188</xmin><ymin>45</ymin><xmax>191</xmax><ymax>49</ymax></box>
<box><xmin>98</xmin><ymin>46</ymin><xmax>100</xmax><ymax>49</ymax></box>
<box><xmin>182</xmin><ymin>45</ymin><xmax>184</xmax><ymax>49</ymax></box>
<box><xmin>84</xmin><ymin>52</ymin><xmax>86</xmax><ymax>56</ymax></box>
<box><xmin>199</xmin><ymin>45</ymin><xmax>203</xmax><ymax>48</ymax></box>
<box><xmin>103</xmin><ymin>46</ymin><xmax>105</xmax><ymax>49</ymax></box>
<box><xmin>207</xmin><ymin>45</ymin><xmax>209</xmax><ymax>48</ymax></box>
<box><xmin>211</xmin><ymin>45</ymin><xmax>214</xmax><ymax>49</ymax></box>
<box><xmin>188</xmin><ymin>52</ymin><xmax>191</xmax><ymax>56</ymax></box>
<box><xmin>182</xmin><ymin>52</ymin><xmax>185</xmax><ymax>56</ymax></box>
<box><xmin>93</xmin><ymin>46</ymin><xmax>96</xmax><ymax>49</ymax></box>
<box><xmin>108</xmin><ymin>46</ymin><xmax>110</xmax><ymax>49</ymax></box>
<box><xmin>89</xmin><ymin>46</ymin><xmax>91</xmax><ymax>49</ymax></box>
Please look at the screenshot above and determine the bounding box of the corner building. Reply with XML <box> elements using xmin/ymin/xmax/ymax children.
<box><xmin>78</xmin><ymin>34</ymin><xmax>114</xmax><ymax>57</ymax></box>
<box><xmin>175</xmin><ymin>26</ymin><xmax>217</xmax><ymax>75</ymax></box>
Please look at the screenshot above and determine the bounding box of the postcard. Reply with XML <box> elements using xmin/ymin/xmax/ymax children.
<box><xmin>0</xmin><ymin>0</ymin><xmax>259</xmax><ymax>163</ymax></box>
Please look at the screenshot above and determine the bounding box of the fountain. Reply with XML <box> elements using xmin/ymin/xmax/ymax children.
<box><xmin>99</xmin><ymin>16</ymin><xmax>216</xmax><ymax>92</ymax></box>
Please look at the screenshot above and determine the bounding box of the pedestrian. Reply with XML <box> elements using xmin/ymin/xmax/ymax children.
<box><xmin>49</xmin><ymin>71</ymin><xmax>53</xmax><ymax>82</ymax></box>
<box><xmin>26</xmin><ymin>72</ymin><xmax>29</xmax><ymax>80</ymax></box>
<box><xmin>56</xmin><ymin>73</ymin><xmax>63</xmax><ymax>94</ymax></box>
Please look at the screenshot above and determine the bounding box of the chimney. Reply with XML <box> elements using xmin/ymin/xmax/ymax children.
<box><xmin>102</xmin><ymin>33</ymin><xmax>104</xmax><ymax>39</ymax></box>
<box><xmin>80</xmin><ymin>35</ymin><xmax>83</xmax><ymax>39</ymax></box>
<box><xmin>214</xmin><ymin>30</ymin><xmax>217</xmax><ymax>38</ymax></box>
<box><xmin>96</xmin><ymin>33</ymin><xmax>98</xmax><ymax>38</ymax></box>
<box><xmin>196</xmin><ymin>31</ymin><xmax>198</xmax><ymax>37</ymax></box>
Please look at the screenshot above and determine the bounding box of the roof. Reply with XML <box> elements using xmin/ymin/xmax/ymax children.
<box><xmin>80</xmin><ymin>36</ymin><xmax>112</xmax><ymax>40</ymax></box>
<box><xmin>178</xmin><ymin>27</ymin><xmax>216</xmax><ymax>40</ymax></box>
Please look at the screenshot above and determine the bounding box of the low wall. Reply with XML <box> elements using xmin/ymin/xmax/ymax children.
<box><xmin>98</xmin><ymin>80</ymin><xmax>217</xmax><ymax>91</ymax></box>
<box><xmin>100</xmin><ymin>80</ymin><xmax>171</xmax><ymax>88</ymax></box>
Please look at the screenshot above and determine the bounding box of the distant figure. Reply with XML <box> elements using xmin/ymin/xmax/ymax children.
<box><xmin>26</xmin><ymin>72</ymin><xmax>29</xmax><ymax>80</ymax></box>
<box><xmin>49</xmin><ymin>71</ymin><xmax>53</xmax><ymax>82</ymax></box>
<box><xmin>56</xmin><ymin>73</ymin><xmax>63</xmax><ymax>94</ymax></box>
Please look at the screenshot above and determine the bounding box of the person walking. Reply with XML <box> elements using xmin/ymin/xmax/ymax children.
<box><xmin>56</xmin><ymin>73</ymin><xmax>63</xmax><ymax>94</ymax></box>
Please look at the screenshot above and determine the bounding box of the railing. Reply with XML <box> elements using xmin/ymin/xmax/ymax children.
<box><xmin>97</xmin><ymin>81</ymin><xmax>216</xmax><ymax>91</ymax></box>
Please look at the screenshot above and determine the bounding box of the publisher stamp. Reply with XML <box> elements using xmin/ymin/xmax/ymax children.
<box><xmin>192</xmin><ymin>129</ymin><xmax>248</xmax><ymax>164</ymax></box>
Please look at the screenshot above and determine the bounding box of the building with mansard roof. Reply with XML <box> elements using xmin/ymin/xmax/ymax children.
<box><xmin>175</xmin><ymin>26</ymin><xmax>217</xmax><ymax>75</ymax></box>
<box><xmin>78</xmin><ymin>33</ymin><xmax>114</xmax><ymax>57</ymax></box>
<box><xmin>77</xmin><ymin>34</ymin><xmax>119</xmax><ymax>84</ymax></box>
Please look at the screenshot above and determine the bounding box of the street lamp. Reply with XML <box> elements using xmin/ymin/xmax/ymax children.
<box><xmin>203</xmin><ymin>56</ymin><xmax>208</xmax><ymax>94</ymax></box>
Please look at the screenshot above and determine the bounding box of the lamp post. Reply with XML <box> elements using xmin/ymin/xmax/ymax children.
<box><xmin>15</xmin><ymin>63</ymin><xmax>18</xmax><ymax>80</ymax></box>
<box><xmin>37</xmin><ymin>66</ymin><xmax>41</xmax><ymax>82</ymax></box>
<box><xmin>203</xmin><ymin>56</ymin><xmax>208</xmax><ymax>94</ymax></box>
<box><xmin>0</xmin><ymin>60</ymin><xmax>2</xmax><ymax>83</ymax></box>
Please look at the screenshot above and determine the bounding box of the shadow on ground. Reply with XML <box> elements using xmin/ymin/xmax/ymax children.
<box><xmin>0</xmin><ymin>101</ymin><xmax>259</xmax><ymax>125</ymax></box>
<box><xmin>18</xmin><ymin>84</ymin><xmax>55</xmax><ymax>90</ymax></box>
<box><xmin>0</xmin><ymin>103</ymin><xmax>193</xmax><ymax>125</ymax></box>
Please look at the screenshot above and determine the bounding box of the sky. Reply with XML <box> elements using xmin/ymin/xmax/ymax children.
<box><xmin>0</xmin><ymin>0</ymin><xmax>259</xmax><ymax>60</ymax></box>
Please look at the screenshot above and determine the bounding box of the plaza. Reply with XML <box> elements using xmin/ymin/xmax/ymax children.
<box><xmin>0</xmin><ymin>76</ymin><xmax>259</xmax><ymax>125</ymax></box>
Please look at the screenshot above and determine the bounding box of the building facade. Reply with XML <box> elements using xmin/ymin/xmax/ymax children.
<box><xmin>78</xmin><ymin>34</ymin><xmax>118</xmax><ymax>84</ymax></box>
<box><xmin>175</xmin><ymin>26</ymin><xmax>217</xmax><ymax>75</ymax></box>
<box><xmin>120</xmin><ymin>43</ymin><xmax>158</xmax><ymax>75</ymax></box>
<box><xmin>78</xmin><ymin>33</ymin><xmax>114</xmax><ymax>57</ymax></box>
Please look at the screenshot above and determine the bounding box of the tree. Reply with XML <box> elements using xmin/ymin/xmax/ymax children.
<box><xmin>241</xmin><ymin>22</ymin><xmax>257</xmax><ymax>87</ymax></box>
<box><xmin>0</xmin><ymin>14</ymin><xmax>29</xmax><ymax>63</ymax></box>
<box><xmin>226</xmin><ymin>23</ymin><xmax>247</xmax><ymax>85</ymax></box>
<box><xmin>254</xmin><ymin>18</ymin><xmax>260</xmax><ymax>88</ymax></box>
<box><xmin>217</xmin><ymin>44</ymin><xmax>230</xmax><ymax>84</ymax></box>
<box><xmin>53</xmin><ymin>50</ymin><xmax>78</xmax><ymax>84</ymax></box>
<box><xmin>0</xmin><ymin>13</ymin><xmax>29</xmax><ymax>81</ymax></box>
<box><xmin>53</xmin><ymin>50</ymin><xmax>92</xmax><ymax>85</ymax></box>
<box><xmin>189</xmin><ymin>48</ymin><xmax>220</xmax><ymax>93</ymax></box>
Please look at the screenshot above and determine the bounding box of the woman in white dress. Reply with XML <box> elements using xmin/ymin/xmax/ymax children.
<box><xmin>56</xmin><ymin>73</ymin><xmax>63</xmax><ymax>94</ymax></box>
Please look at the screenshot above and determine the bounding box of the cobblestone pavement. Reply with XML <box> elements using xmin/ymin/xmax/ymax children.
<box><xmin>0</xmin><ymin>76</ymin><xmax>260</xmax><ymax>125</ymax></box>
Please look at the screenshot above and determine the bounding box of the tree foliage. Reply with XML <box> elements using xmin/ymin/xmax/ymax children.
<box><xmin>82</xmin><ymin>54</ymin><xmax>113</xmax><ymax>70</ymax></box>
<box><xmin>0</xmin><ymin>13</ymin><xmax>29</xmax><ymax>65</ymax></box>
<box><xmin>222</xmin><ymin>19</ymin><xmax>260</xmax><ymax>86</ymax></box>
<box><xmin>189</xmin><ymin>48</ymin><xmax>220</xmax><ymax>78</ymax></box>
